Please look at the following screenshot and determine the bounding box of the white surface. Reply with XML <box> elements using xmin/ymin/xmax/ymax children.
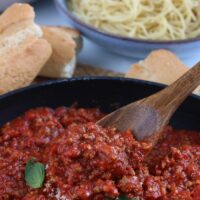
<box><xmin>33</xmin><ymin>0</ymin><xmax>197</xmax><ymax>73</ymax></box>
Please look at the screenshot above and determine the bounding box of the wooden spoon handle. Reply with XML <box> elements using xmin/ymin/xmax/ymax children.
<box><xmin>144</xmin><ymin>61</ymin><xmax>200</xmax><ymax>121</ymax></box>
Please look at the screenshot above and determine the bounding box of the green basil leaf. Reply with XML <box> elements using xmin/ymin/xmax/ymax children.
<box><xmin>118</xmin><ymin>195</ymin><xmax>138</xmax><ymax>200</ymax></box>
<box><xmin>25</xmin><ymin>157</ymin><xmax>45</xmax><ymax>189</ymax></box>
<box><xmin>118</xmin><ymin>195</ymin><xmax>128</xmax><ymax>200</ymax></box>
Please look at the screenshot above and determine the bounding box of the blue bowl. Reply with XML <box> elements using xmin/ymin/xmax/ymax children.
<box><xmin>55</xmin><ymin>0</ymin><xmax>200</xmax><ymax>59</ymax></box>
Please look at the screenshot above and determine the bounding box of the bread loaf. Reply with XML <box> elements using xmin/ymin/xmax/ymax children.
<box><xmin>39</xmin><ymin>26</ymin><xmax>82</xmax><ymax>78</ymax></box>
<box><xmin>0</xmin><ymin>3</ymin><xmax>52</xmax><ymax>94</ymax></box>
<box><xmin>126</xmin><ymin>49</ymin><xmax>200</xmax><ymax>95</ymax></box>
<box><xmin>0</xmin><ymin>39</ymin><xmax>52</xmax><ymax>94</ymax></box>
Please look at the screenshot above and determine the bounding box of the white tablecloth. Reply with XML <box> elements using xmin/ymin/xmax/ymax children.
<box><xmin>33</xmin><ymin>0</ymin><xmax>198</xmax><ymax>73</ymax></box>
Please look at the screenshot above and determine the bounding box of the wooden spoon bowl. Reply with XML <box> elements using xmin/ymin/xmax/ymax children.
<box><xmin>98</xmin><ymin>62</ymin><xmax>200</xmax><ymax>143</ymax></box>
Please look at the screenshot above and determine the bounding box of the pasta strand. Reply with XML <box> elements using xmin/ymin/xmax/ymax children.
<box><xmin>69</xmin><ymin>0</ymin><xmax>200</xmax><ymax>40</ymax></box>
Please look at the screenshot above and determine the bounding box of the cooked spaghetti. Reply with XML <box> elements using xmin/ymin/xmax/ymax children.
<box><xmin>69</xmin><ymin>0</ymin><xmax>200</xmax><ymax>40</ymax></box>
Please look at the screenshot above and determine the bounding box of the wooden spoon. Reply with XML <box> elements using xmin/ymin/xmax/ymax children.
<box><xmin>97</xmin><ymin>62</ymin><xmax>200</xmax><ymax>143</ymax></box>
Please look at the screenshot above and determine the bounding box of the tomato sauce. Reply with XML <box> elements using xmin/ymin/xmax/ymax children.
<box><xmin>0</xmin><ymin>107</ymin><xmax>199</xmax><ymax>200</ymax></box>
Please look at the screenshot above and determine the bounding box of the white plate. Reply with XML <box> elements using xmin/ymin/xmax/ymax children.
<box><xmin>0</xmin><ymin>0</ymin><xmax>36</xmax><ymax>11</ymax></box>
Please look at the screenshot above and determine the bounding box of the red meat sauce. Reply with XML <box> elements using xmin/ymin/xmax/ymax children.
<box><xmin>0</xmin><ymin>107</ymin><xmax>199</xmax><ymax>200</ymax></box>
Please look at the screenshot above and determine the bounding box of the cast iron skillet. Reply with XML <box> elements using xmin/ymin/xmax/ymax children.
<box><xmin>0</xmin><ymin>77</ymin><xmax>200</xmax><ymax>131</ymax></box>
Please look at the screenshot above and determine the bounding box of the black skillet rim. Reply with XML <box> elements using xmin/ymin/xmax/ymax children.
<box><xmin>0</xmin><ymin>76</ymin><xmax>200</xmax><ymax>101</ymax></box>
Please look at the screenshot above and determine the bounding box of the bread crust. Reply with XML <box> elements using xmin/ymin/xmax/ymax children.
<box><xmin>0</xmin><ymin>39</ymin><xmax>52</xmax><ymax>94</ymax></box>
<box><xmin>39</xmin><ymin>26</ymin><xmax>77</xmax><ymax>78</ymax></box>
<box><xmin>45</xmin><ymin>26</ymin><xmax>80</xmax><ymax>38</ymax></box>
<box><xmin>126</xmin><ymin>49</ymin><xmax>200</xmax><ymax>95</ymax></box>
<box><xmin>0</xmin><ymin>22</ymin><xmax>42</xmax><ymax>59</ymax></box>
<box><xmin>42</xmin><ymin>25</ymin><xmax>82</xmax><ymax>51</ymax></box>
<box><xmin>0</xmin><ymin>3</ymin><xmax>34</xmax><ymax>34</ymax></box>
<box><xmin>126</xmin><ymin>50</ymin><xmax>188</xmax><ymax>84</ymax></box>
<box><xmin>0</xmin><ymin>3</ymin><xmax>53</xmax><ymax>94</ymax></box>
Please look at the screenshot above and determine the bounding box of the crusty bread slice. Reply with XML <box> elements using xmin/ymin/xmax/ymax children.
<box><xmin>0</xmin><ymin>3</ymin><xmax>42</xmax><ymax>59</ymax></box>
<box><xmin>0</xmin><ymin>38</ymin><xmax>52</xmax><ymax>94</ymax></box>
<box><xmin>126</xmin><ymin>50</ymin><xmax>188</xmax><ymax>84</ymax></box>
<box><xmin>39</xmin><ymin>26</ymin><xmax>80</xmax><ymax>78</ymax></box>
<box><xmin>0</xmin><ymin>20</ymin><xmax>42</xmax><ymax>39</ymax></box>
<box><xmin>56</xmin><ymin>26</ymin><xmax>83</xmax><ymax>52</ymax></box>
<box><xmin>0</xmin><ymin>3</ymin><xmax>52</xmax><ymax>94</ymax></box>
<box><xmin>126</xmin><ymin>49</ymin><xmax>200</xmax><ymax>95</ymax></box>
<box><xmin>0</xmin><ymin>3</ymin><xmax>34</xmax><ymax>33</ymax></box>
<box><xmin>0</xmin><ymin>21</ymin><xmax>42</xmax><ymax>58</ymax></box>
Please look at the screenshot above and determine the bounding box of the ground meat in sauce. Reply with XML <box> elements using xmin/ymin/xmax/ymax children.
<box><xmin>0</xmin><ymin>107</ymin><xmax>199</xmax><ymax>200</ymax></box>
